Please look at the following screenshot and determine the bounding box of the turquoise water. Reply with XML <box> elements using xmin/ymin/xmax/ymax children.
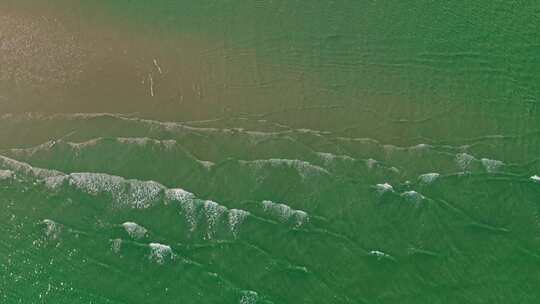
<box><xmin>1</xmin><ymin>1</ymin><xmax>540</xmax><ymax>303</ymax></box>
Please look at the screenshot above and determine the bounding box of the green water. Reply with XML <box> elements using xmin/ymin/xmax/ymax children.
<box><xmin>1</xmin><ymin>1</ymin><xmax>540</xmax><ymax>303</ymax></box>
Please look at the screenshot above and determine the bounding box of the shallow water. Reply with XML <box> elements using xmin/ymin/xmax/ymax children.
<box><xmin>1</xmin><ymin>1</ymin><xmax>540</xmax><ymax>303</ymax></box>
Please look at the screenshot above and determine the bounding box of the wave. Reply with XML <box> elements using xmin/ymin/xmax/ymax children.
<box><xmin>2</xmin><ymin>112</ymin><xmax>537</xmax><ymax>178</ymax></box>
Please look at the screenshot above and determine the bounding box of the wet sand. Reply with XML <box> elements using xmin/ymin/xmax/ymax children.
<box><xmin>2</xmin><ymin>2</ymin><xmax>537</xmax><ymax>144</ymax></box>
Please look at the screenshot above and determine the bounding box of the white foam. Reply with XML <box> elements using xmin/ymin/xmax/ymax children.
<box><xmin>418</xmin><ymin>173</ymin><xmax>440</xmax><ymax>184</ymax></box>
<box><xmin>401</xmin><ymin>190</ymin><xmax>425</xmax><ymax>204</ymax></box>
<box><xmin>122</xmin><ymin>222</ymin><xmax>148</xmax><ymax>239</ymax></box>
<box><xmin>414</xmin><ymin>143</ymin><xmax>431</xmax><ymax>149</ymax></box>
<box><xmin>68</xmin><ymin>173</ymin><xmax>125</xmax><ymax>196</ymax></box>
<box><xmin>531</xmin><ymin>175</ymin><xmax>540</xmax><ymax>182</ymax></box>
<box><xmin>337</xmin><ymin>137</ymin><xmax>379</xmax><ymax>145</ymax></box>
<box><xmin>110</xmin><ymin>238</ymin><xmax>122</xmax><ymax>253</ymax></box>
<box><xmin>116</xmin><ymin>137</ymin><xmax>153</xmax><ymax>146</ymax></box>
<box><xmin>68</xmin><ymin>173</ymin><xmax>165</xmax><ymax>209</ymax></box>
<box><xmin>368</xmin><ymin>250</ymin><xmax>392</xmax><ymax>260</ymax></box>
<box><xmin>245</xmin><ymin>130</ymin><xmax>281</xmax><ymax>143</ymax></box>
<box><xmin>67</xmin><ymin>138</ymin><xmax>102</xmax><ymax>149</ymax></box>
<box><xmin>228</xmin><ymin>209</ymin><xmax>249</xmax><ymax>238</ymax></box>
<box><xmin>179</xmin><ymin>199</ymin><xmax>198</xmax><ymax>232</ymax></box>
<box><xmin>292</xmin><ymin>210</ymin><xmax>310</xmax><ymax>228</ymax></box>
<box><xmin>0</xmin><ymin>155</ymin><xmax>258</xmax><ymax>239</ymax></box>
<box><xmin>317</xmin><ymin>152</ymin><xmax>337</xmax><ymax>164</ymax></box>
<box><xmin>239</xmin><ymin>290</ymin><xmax>259</xmax><ymax>304</ymax></box>
<box><xmin>389</xmin><ymin>167</ymin><xmax>400</xmax><ymax>174</ymax></box>
<box><xmin>197</xmin><ymin>160</ymin><xmax>215</xmax><ymax>170</ymax></box>
<box><xmin>375</xmin><ymin>182</ymin><xmax>394</xmax><ymax>194</ymax></box>
<box><xmin>365</xmin><ymin>158</ymin><xmax>378</xmax><ymax>169</ymax></box>
<box><xmin>149</xmin><ymin>243</ymin><xmax>173</xmax><ymax>264</ymax></box>
<box><xmin>44</xmin><ymin>175</ymin><xmax>68</xmax><ymax>190</ymax></box>
<box><xmin>481</xmin><ymin>158</ymin><xmax>504</xmax><ymax>173</ymax></box>
<box><xmin>0</xmin><ymin>155</ymin><xmax>63</xmax><ymax>179</ymax></box>
<box><xmin>203</xmin><ymin>200</ymin><xmax>227</xmax><ymax>239</ymax></box>
<box><xmin>0</xmin><ymin>169</ymin><xmax>14</xmax><ymax>180</ymax></box>
<box><xmin>316</xmin><ymin>152</ymin><xmax>354</xmax><ymax>165</ymax></box>
<box><xmin>244</xmin><ymin>159</ymin><xmax>330</xmax><ymax>179</ymax></box>
<box><xmin>165</xmin><ymin>188</ymin><xmax>195</xmax><ymax>204</ymax></box>
<box><xmin>42</xmin><ymin>219</ymin><xmax>61</xmax><ymax>240</ymax></box>
<box><xmin>261</xmin><ymin>200</ymin><xmax>309</xmax><ymax>228</ymax></box>
<box><xmin>1</xmin><ymin>112</ymin><xmax>292</xmax><ymax>142</ymax></box>
<box><xmin>456</xmin><ymin>153</ymin><xmax>476</xmax><ymax>171</ymax></box>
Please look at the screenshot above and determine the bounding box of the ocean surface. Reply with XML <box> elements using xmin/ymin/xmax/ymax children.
<box><xmin>1</xmin><ymin>1</ymin><xmax>540</xmax><ymax>303</ymax></box>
